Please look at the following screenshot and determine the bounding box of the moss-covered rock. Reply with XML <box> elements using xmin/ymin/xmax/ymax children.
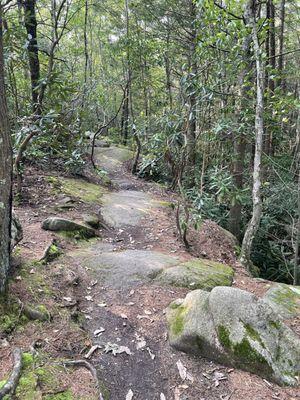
<box><xmin>40</xmin><ymin>242</ymin><xmax>62</xmax><ymax>263</ymax></box>
<box><xmin>47</xmin><ymin>176</ymin><xmax>106</xmax><ymax>204</ymax></box>
<box><xmin>83</xmin><ymin>214</ymin><xmax>101</xmax><ymax>229</ymax></box>
<box><xmin>42</xmin><ymin>217</ymin><xmax>97</xmax><ymax>239</ymax></box>
<box><xmin>167</xmin><ymin>286</ymin><xmax>300</xmax><ymax>386</ymax></box>
<box><xmin>263</xmin><ymin>283</ymin><xmax>300</xmax><ymax>319</ymax></box>
<box><xmin>156</xmin><ymin>259</ymin><xmax>234</xmax><ymax>290</ymax></box>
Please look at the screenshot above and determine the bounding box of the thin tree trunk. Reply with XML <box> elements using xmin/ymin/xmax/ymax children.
<box><xmin>165</xmin><ymin>23</ymin><xmax>172</xmax><ymax>109</ymax></box>
<box><xmin>0</xmin><ymin>8</ymin><xmax>13</xmax><ymax>294</ymax></box>
<box><xmin>122</xmin><ymin>0</ymin><xmax>130</xmax><ymax>145</ymax></box>
<box><xmin>23</xmin><ymin>0</ymin><xmax>40</xmax><ymax>114</ymax></box>
<box><xmin>294</xmin><ymin>170</ymin><xmax>300</xmax><ymax>285</ymax></box>
<box><xmin>294</xmin><ymin>90</ymin><xmax>300</xmax><ymax>285</ymax></box>
<box><xmin>186</xmin><ymin>0</ymin><xmax>197</xmax><ymax>186</ymax></box>
<box><xmin>83</xmin><ymin>0</ymin><xmax>89</xmax><ymax>84</ymax></box>
<box><xmin>278</xmin><ymin>0</ymin><xmax>285</xmax><ymax>89</ymax></box>
<box><xmin>228</xmin><ymin>34</ymin><xmax>251</xmax><ymax>239</ymax></box>
<box><xmin>240</xmin><ymin>0</ymin><xmax>265</xmax><ymax>272</ymax></box>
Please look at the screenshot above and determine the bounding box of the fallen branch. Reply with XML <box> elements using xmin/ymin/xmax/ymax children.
<box><xmin>0</xmin><ymin>348</ymin><xmax>22</xmax><ymax>399</ymax></box>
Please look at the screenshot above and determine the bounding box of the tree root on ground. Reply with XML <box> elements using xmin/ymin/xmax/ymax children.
<box><xmin>61</xmin><ymin>359</ymin><xmax>104</xmax><ymax>400</ymax></box>
<box><xmin>0</xmin><ymin>348</ymin><xmax>22</xmax><ymax>399</ymax></box>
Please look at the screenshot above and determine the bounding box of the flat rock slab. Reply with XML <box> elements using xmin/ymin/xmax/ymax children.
<box><xmin>101</xmin><ymin>190</ymin><xmax>159</xmax><ymax>228</ymax></box>
<box><xmin>263</xmin><ymin>283</ymin><xmax>300</xmax><ymax>319</ymax></box>
<box><xmin>95</xmin><ymin>146</ymin><xmax>133</xmax><ymax>172</ymax></box>
<box><xmin>71</xmin><ymin>246</ymin><xmax>234</xmax><ymax>291</ymax></box>
<box><xmin>73</xmin><ymin>248</ymin><xmax>179</xmax><ymax>288</ymax></box>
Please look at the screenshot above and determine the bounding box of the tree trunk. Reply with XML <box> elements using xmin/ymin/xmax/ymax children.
<box><xmin>23</xmin><ymin>0</ymin><xmax>40</xmax><ymax>114</ymax></box>
<box><xmin>165</xmin><ymin>23</ymin><xmax>173</xmax><ymax>109</ymax></box>
<box><xmin>121</xmin><ymin>0</ymin><xmax>130</xmax><ymax>145</ymax></box>
<box><xmin>278</xmin><ymin>0</ymin><xmax>285</xmax><ymax>89</ymax></box>
<box><xmin>0</xmin><ymin>8</ymin><xmax>13</xmax><ymax>294</ymax></box>
<box><xmin>84</xmin><ymin>0</ymin><xmax>89</xmax><ymax>84</ymax></box>
<box><xmin>293</xmin><ymin>89</ymin><xmax>300</xmax><ymax>285</ymax></box>
<box><xmin>294</xmin><ymin>169</ymin><xmax>300</xmax><ymax>285</ymax></box>
<box><xmin>186</xmin><ymin>0</ymin><xmax>197</xmax><ymax>186</ymax></box>
<box><xmin>228</xmin><ymin>34</ymin><xmax>252</xmax><ymax>239</ymax></box>
<box><xmin>240</xmin><ymin>0</ymin><xmax>265</xmax><ymax>272</ymax></box>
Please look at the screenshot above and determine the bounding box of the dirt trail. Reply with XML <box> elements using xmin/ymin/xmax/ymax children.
<box><xmin>67</xmin><ymin>146</ymin><xmax>232</xmax><ymax>400</ymax></box>
<box><xmin>64</xmin><ymin>146</ymin><xmax>298</xmax><ymax>400</ymax></box>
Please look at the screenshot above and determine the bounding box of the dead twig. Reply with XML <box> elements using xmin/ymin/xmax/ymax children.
<box><xmin>0</xmin><ymin>348</ymin><xmax>22</xmax><ymax>399</ymax></box>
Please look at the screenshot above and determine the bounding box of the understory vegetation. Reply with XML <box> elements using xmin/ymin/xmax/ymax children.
<box><xmin>1</xmin><ymin>0</ymin><xmax>300</xmax><ymax>284</ymax></box>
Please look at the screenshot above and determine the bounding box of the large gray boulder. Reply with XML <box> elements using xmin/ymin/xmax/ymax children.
<box><xmin>167</xmin><ymin>286</ymin><xmax>300</xmax><ymax>386</ymax></box>
<box><xmin>263</xmin><ymin>283</ymin><xmax>300</xmax><ymax>319</ymax></box>
<box><xmin>42</xmin><ymin>217</ymin><xmax>97</xmax><ymax>238</ymax></box>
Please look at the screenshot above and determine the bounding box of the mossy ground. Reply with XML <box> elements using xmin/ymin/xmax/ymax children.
<box><xmin>0</xmin><ymin>352</ymin><xmax>96</xmax><ymax>400</ymax></box>
<box><xmin>0</xmin><ymin>297</ymin><xmax>29</xmax><ymax>334</ymax></box>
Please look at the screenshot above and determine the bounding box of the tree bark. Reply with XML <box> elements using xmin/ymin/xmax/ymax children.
<box><xmin>240</xmin><ymin>0</ymin><xmax>265</xmax><ymax>272</ymax></box>
<box><xmin>0</xmin><ymin>7</ymin><xmax>13</xmax><ymax>294</ymax></box>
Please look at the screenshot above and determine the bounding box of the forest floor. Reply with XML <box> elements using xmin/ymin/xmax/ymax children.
<box><xmin>1</xmin><ymin>144</ymin><xmax>299</xmax><ymax>400</ymax></box>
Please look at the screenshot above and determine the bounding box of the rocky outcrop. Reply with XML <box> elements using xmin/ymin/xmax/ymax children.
<box><xmin>167</xmin><ymin>286</ymin><xmax>300</xmax><ymax>386</ymax></box>
<box><xmin>155</xmin><ymin>259</ymin><xmax>234</xmax><ymax>290</ymax></box>
<box><xmin>42</xmin><ymin>217</ymin><xmax>97</xmax><ymax>238</ymax></box>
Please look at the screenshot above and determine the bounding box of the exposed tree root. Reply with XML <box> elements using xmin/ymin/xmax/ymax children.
<box><xmin>0</xmin><ymin>348</ymin><xmax>22</xmax><ymax>399</ymax></box>
<box><xmin>61</xmin><ymin>359</ymin><xmax>104</xmax><ymax>399</ymax></box>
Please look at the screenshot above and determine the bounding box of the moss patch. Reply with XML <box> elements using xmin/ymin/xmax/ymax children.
<box><xmin>58</xmin><ymin>229</ymin><xmax>96</xmax><ymax>241</ymax></box>
<box><xmin>217</xmin><ymin>325</ymin><xmax>270</xmax><ymax>371</ymax></box>
<box><xmin>269</xmin><ymin>320</ymin><xmax>282</xmax><ymax>330</ymax></box>
<box><xmin>0</xmin><ymin>299</ymin><xmax>28</xmax><ymax>334</ymax></box>
<box><xmin>217</xmin><ymin>325</ymin><xmax>231</xmax><ymax>349</ymax></box>
<box><xmin>15</xmin><ymin>371</ymin><xmax>38</xmax><ymax>400</ymax></box>
<box><xmin>44</xmin><ymin>389</ymin><xmax>73</xmax><ymax>400</ymax></box>
<box><xmin>243</xmin><ymin>323</ymin><xmax>266</xmax><ymax>348</ymax></box>
<box><xmin>169</xmin><ymin>304</ymin><xmax>187</xmax><ymax>336</ymax></box>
